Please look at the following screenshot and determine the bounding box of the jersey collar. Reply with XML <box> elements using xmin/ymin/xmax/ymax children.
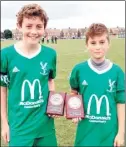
<box><xmin>87</xmin><ymin>58</ymin><xmax>113</xmax><ymax>74</ymax></box>
<box><xmin>14</xmin><ymin>44</ymin><xmax>41</xmax><ymax>59</ymax></box>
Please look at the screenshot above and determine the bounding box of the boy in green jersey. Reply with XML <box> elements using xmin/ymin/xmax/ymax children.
<box><xmin>69</xmin><ymin>23</ymin><xmax>125</xmax><ymax>146</ymax></box>
<box><xmin>1</xmin><ymin>4</ymin><xmax>58</xmax><ymax>146</ymax></box>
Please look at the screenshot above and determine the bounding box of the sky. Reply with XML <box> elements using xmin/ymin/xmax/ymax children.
<box><xmin>1</xmin><ymin>1</ymin><xmax>125</xmax><ymax>31</ymax></box>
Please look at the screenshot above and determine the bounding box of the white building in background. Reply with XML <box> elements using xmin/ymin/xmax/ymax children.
<box><xmin>118</xmin><ymin>28</ymin><xmax>125</xmax><ymax>38</ymax></box>
<box><xmin>10</xmin><ymin>27</ymin><xmax>125</xmax><ymax>40</ymax></box>
<box><xmin>12</xmin><ymin>29</ymin><xmax>23</xmax><ymax>40</ymax></box>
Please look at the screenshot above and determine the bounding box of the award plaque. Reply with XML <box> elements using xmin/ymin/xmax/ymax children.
<box><xmin>46</xmin><ymin>91</ymin><xmax>66</xmax><ymax>116</ymax></box>
<box><xmin>65</xmin><ymin>94</ymin><xmax>84</xmax><ymax>119</ymax></box>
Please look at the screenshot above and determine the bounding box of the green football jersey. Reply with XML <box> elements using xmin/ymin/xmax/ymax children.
<box><xmin>0</xmin><ymin>45</ymin><xmax>57</xmax><ymax>139</ymax></box>
<box><xmin>69</xmin><ymin>58</ymin><xmax>125</xmax><ymax>146</ymax></box>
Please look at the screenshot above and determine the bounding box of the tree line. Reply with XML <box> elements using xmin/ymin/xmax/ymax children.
<box><xmin>1</xmin><ymin>29</ymin><xmax>13</xmax><ymax>39</ymax></box>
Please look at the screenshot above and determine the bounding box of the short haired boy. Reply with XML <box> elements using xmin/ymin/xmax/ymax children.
<box><xmin>69</xmin><ymin>23</ymin><xmax>125</xmax><ymax>146</ymax></box>
<box><xmin>1</xmin><ymin>4</ymin><xmax>58</xmax><ymax>146</ymax></box>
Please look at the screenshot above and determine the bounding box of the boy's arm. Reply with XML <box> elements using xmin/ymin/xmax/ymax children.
<box><xmin>114</xmin><ymin>103</ymin><xmax>125</xmax><ymax>147</ymax></box>
<box><xmin>1</xmin><ymin>49</ymin><xmax>10</xmax><ymax>143</ymax></box>
<box><xmin>1</xmin><ymin>86</ymin><xmax>7</xmax><ymax>124</ymax></box>
<box><xmin>117</xmin><ymin>103</ymin><xmax>125</xmax><ymax>135</ymax></box>
<box><xmin>1</xmin><ymin>86</ymin><xmax>8</xmax><ymax>125</ymax></box>
<box><xmin>48</xmin><ymin>50</ymin><xmax>57</xmax><ymax>92</ymax></box>
<box><xmin>1</xmin><ymin>86</ymin><xmax>10</xmax><ymax>143</ymax></box>
<box><xmin>48</xmin><ymin>79</ymin><xmax>55</xmax><ymax>91</ymax></box>
<box><xmin>116</xmin><ymin>68</ymin><xmax>125</xmax><ymax>135</ymax></box>
<box><xmin>114</xmin><ymin>67</ymin><xmax>125</xmax><ymax>146</ymax></box>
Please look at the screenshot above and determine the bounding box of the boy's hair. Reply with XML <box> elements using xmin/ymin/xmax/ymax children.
<box><xmin>16</xmin><ymin>4</ymin><xmax>48</xmax><ymax>28</ymax></box>
<box><xmin>85</xmin><ymin>23</ymin><xmax>109</xmax><ymax>44</ymax></box>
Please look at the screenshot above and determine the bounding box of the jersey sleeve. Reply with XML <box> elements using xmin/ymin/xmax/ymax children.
<box><xmin>115</xmin><ymin>67</ymin><xmax>125</xmax><ymax>103</ymax></box>
<box><xmin>69</xmin><ymin>65</ymin><xmax>79</xmax><ymax>91</ymax></box>
<box><xmin>0</xmin><ymin>50</ymin><xmax>9</xmax><ymax>87</ymax></box>
<box><xmin>49</xmin><ymin>51</ymin><xmax>57</xmax><ymax>79</ymax></box>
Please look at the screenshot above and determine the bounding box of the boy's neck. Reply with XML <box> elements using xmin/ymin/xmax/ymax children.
<box><xmin>91</xmin><ymin>57</ymin><xmax>105</xmax><ymax>64</ymax></box>
<box><xmin>91</xmin><ymin>58</ymin><xmax>105</xmax><ymax>66</ymax></box>
<box><xmin>22</xmin><ymin>40</ymin><xmax>40</xmax><ymax>51</ymax></box>
<box><xmin>16</xmin><ymin>41</ymin><xmax>40</xmax><ymax>55</ymax></box>
<box><xmin>15</xmin><ymin>41</ymin><xmax>41</xmax><ymax>58</ymax></box>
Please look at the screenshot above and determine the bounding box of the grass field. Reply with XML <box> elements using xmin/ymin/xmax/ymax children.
<box><xmin>1</xmin><ymin>38</ymin><xmax>125</xmax><ymax>146</ymax></box>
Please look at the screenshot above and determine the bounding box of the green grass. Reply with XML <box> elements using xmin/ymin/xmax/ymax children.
<box><xmin>1</xmin><ymin>39</ymin><xmax>125</xmax><ymax>146</ymax></box>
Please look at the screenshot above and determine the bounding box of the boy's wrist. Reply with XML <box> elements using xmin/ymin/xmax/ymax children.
<box><xmin>71</xmin><ymin>89</ymin><xmax>78</xmax><ymax>95</ymax></box>
<box><xmin>71</xmin><ymin>92</ymin><xmax>77</xmax><ymax>95</ymax></box>
<box><xmin>118</xmin><ymin>130</ymin><xmax>125</xmax><ymax>135</ymax></box>
<box><xmin>1</xmin><ymin>118</ymin><xmax>8</xmax><ymax>125</ymax></box>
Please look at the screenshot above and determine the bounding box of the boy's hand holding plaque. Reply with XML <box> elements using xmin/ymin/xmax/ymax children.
<box><xmin>65</xmin><ymin>94</ymin><xmax>84</xmax><ymax>119</ymax></box>
<box><xmin>46</xmin><ymin>91</ymin><xmax>66</xmax><ymax>116</ymax></box>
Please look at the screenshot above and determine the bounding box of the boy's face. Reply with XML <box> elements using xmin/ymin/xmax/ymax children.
<box><xmin>18</xmin><ymin>16</ymin><xmax>44</xmax><ymax>44</ymax></box>
<box><xmin>86</xmin><ymin>33</ymin><xmax>109</xmax><ymax>61</ymax></box>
